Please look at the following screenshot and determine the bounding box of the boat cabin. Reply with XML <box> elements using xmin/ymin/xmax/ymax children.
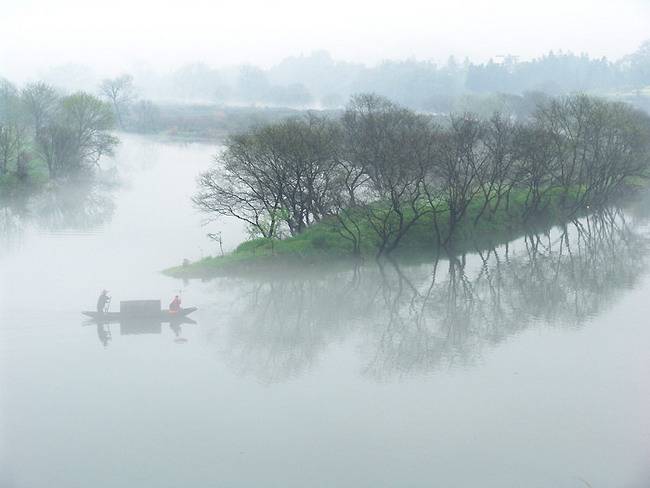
<box><xmin>120</xmin><ymin>300</ymin><xmax>161</xmax><ymax>317</ymax></box>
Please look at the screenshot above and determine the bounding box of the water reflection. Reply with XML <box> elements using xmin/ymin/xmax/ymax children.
<box><xmin>215</xmin><ymin>209</ymin><xmax>648</xmax><ymax>383</ymax></box>
<box><xmin>0</xmin><ymin>178</ymin><xmax>116</xmax><ymax>253</ymax></box>
<box><xmin>96</xmin><ymin>323</ymin><xmax>111</xmax><ymax>347</ymax></box>
<box><xmin>85</xmin><ymin>317</ymin><xmax>197</xmax><ymax>347</ymax></box>
<box><xmin>363</xmin><ymin>209</ymin><xmax>646</xmax><ymax>379</ymax></box>
<box><xmin>0</xmin><ymin>202</ymin><xmax>26</xmax><ymax>253</ymax></box>
<box><xmin>30</xmin><ymin>180</ymin><xmax>116</xmax><ymax>232</ymax></box>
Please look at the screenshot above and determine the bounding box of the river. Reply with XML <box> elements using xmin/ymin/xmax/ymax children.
<box><xmin>1</xmin><ymin>134</ymin><xmax>649</xmax><ymax>488</ymax></box>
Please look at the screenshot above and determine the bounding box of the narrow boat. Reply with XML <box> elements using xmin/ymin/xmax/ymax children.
<box><xmin>82</xmin><ymin>307</ymin><xmax>197</xmax><ymax>322</ymax></box>
<box><xmin>82</xmin><ymin>299</ymin><xmax>197</xmax><ymax>323</ymax></box>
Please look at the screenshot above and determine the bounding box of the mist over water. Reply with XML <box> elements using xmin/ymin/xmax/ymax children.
<box><xmin>3</xmin><ymin>0</ymin><xmax>649</xmax><ymax>82</ymax></box>
<box><xmin>1</xmin><ymin>135</ymin><xmax>649</xmax><ymax>487</ymax></box>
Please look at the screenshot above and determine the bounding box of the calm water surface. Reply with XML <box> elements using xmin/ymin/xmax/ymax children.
<box><xmin>1</xmin><ymin>134</ymin><xmax>649</xmax><ymax>488</ymax></box>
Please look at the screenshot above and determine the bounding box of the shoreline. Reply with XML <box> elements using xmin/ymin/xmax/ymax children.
<box><xmin>164</xmin><ymin>186</ymin><xmax>620</xmax><ymax>280</ymax></box>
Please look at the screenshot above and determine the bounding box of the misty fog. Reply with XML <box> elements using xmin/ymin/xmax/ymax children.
<box><xmin>1</xmin><ymin>1</ymin><xmax>650</xmax><ymax>488</ymax></box>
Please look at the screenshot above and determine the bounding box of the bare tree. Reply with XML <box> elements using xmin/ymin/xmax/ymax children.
<box><xmin>0</xmin><ymin>81</ymin><xmax>27</xmax><ymax>176</ymax></box>
<box><xmin>99</xmin><ymin>74</ymin><xmax>136</xmax><ymax>129</ymax></box>
<box><xmin>472</xmin><ymin>113</ymin><xmax>518</xmax><ymax>223</ymax></box>
<box><xmin>0</xmin><ymin>79</ymin><xmax>19</xmax><ymax>123</ymax></box>
<box><xmin>0</xmin><ymin>124</ymin><xmax>25</xmax><ymax>176</ymax></box>
<box><xmin>342</xmin><ymin>94</ymin><xmax>432</xmax><ymax>255</ymax></box>
<box><xmin>532</xmin><ymin>94</ymin><xmax>650</xmax><ymax>212</ymax></box>
<box><xmin>194</xmin><ymin>115</ymin><xmax>341</xmax><ymax>239</ymax></box>
<box><xmin>21</xmin><ymin>82</ymin><xmax>59</xmax><ymax>134</ymax></box>
<box><xmin>131</xmin><ymin>100</ymin><xmax>160</xmax><ymax>133</ymax></box>
<box><xmin>514</xmin><ymin>123</ymin><xmax>559</xmax><ymax>216</ymax></box>
<box><xmin>192</xmin><ymin>92</ymin><xmax>650</xmax><ymax>258</ymax></box>
<box><xmin>36</xmin><ymin>124</ymin><xmax>77</xmax><ymax>179</ymax></box>
<box><xmin>425</xmin><ymin>113</ymin><xmax>487</xmax><ymax>247</ymax></box>
<box><xmin>268</xmin><ymin>115</ymin><xmax>340</xmax><ymax>234</ymax></box>
<box><xmin>194</xmin><ymin>166</ymin><xmax>283</xmax><ymax>239</ymax></box>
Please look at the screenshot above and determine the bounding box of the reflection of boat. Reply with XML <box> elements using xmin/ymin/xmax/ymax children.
<box><xmin>83</xmin><ymin>313</ymin><xmax>197</xmax><ymax>343</ymax></box>
<box><xmin>117</xmin><ymin>316</ymin><xmax>197</xmax><ymax>335</ymax></box>
<box><xmin>82</xmin><ymin>307</ymin><xmax>197</xmax><ymax>323</ymax></box>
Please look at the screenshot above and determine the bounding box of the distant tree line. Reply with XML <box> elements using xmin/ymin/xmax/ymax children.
<box><xmin>18</xmin><ymin>41</ymin><xmax>650</xmax><ymax>142</ymax></box>
<box><xmin>194</xmin><ymin>93</ymin><xmax>650</xmax><ymax>255</ymax></box>
<box><xmin>98</xmin><ymin>74</ymin><xmax>162</xmax><ymax>133</ymax></box>
<box><xmin>0</xmin><ymin>79</ymin><xmax>118</xmax><ymax>185</ymax></box>
<box><xmin>112</xmin><ymin>41</ymin><xmax>650</xmax><ymax>111</ymax></box>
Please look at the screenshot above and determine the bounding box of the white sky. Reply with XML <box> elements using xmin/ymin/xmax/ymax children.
<box><xmin>1</xmin><ymin>0</ymin><xmax>649</xmax><ymax>80</ymax></box>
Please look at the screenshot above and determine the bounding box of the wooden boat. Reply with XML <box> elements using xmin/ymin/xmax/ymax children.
<box><xmin>82</xmin><ymin>307</ymin><xmax>197</xmax><ymax>323</ymax></box>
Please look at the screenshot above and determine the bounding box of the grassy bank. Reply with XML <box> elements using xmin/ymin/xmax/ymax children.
<box><xmin>164</xmin><ymin>186</ymin><xmax>611</xmax><ymax>279</ymax></box>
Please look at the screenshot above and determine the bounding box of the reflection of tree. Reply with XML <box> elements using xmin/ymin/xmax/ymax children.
<box><xmin>31</xmin><ymin>180</ymin><xmax>115</xmax><ymax>231</ymax></box>
<box><xmin>363</xmin><ymin>209</ymin><xmax>648</xmax><ymax>379</ymax></box>
<box><xmin>215</xmin><ymin>209</ymin><xmax>649</xmax><ymax>383</ymax></box>
<box><xmin>503</xmin><ymin>210</ymin><xmax>640</xmax><ymax>326</ymax></box>
<box><xmin>219</xmin><ymin>268</ymin><xmax>370</xmax><ymax>383</ymax></box>
<box><xmin>0</xmin><ymin>179</ymin><xmax>115</xmax><ymax>248</ymax></box>
<box><xmin>0</xmin><ymin>202</ymin><xmax>27</xmax><ymax>253</ymax></box>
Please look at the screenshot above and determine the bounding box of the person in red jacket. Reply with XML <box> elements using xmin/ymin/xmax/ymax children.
<box><xmin>169</xmin><ymin>295</ymin><xmax>181</xmax><ymax>313</ymax></box>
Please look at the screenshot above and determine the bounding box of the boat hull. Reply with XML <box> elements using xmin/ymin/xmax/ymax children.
<box><xmin>82</xmin><ymin>307</ymin><xmax>197</xmax><ymax>323</ymax></box>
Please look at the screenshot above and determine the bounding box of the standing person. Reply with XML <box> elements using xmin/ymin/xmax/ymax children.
<box><xmin>96</xmin><ymin>290</ymin><xmax>110</xmax><ymax>313</ymax></box>
<box><xmin>169</xmin><ymin>295</ymin><xmax>181</xmax><ymax>313</ymax></box>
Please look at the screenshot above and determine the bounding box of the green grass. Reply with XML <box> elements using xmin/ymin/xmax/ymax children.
<box><xmin>164</xmin><ymin>186</ymin><xmax>603</xmax><ymax>279</ymax></box>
